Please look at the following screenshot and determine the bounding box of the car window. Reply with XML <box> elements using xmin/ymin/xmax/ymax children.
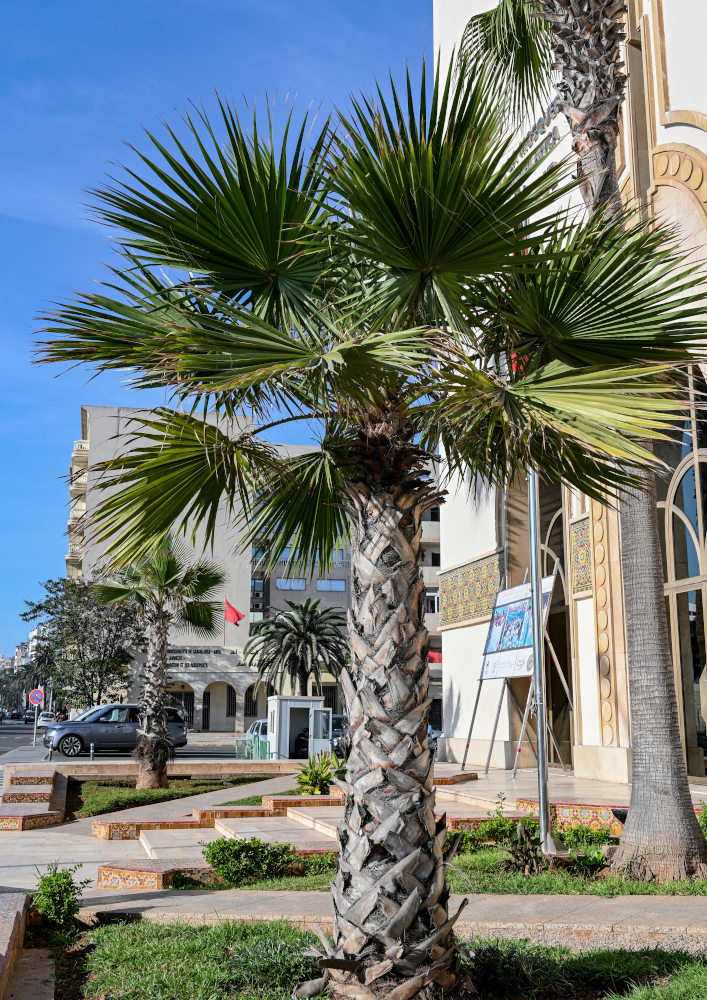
<box><xmin>99</xmin><ymin>706</ymin><xmax>132</xmax><ymax>723</ymax></box>
<box><xmin>165</xmin><ymin>707</ymin><xmax>183</xmax><ymax>723</ymax></box>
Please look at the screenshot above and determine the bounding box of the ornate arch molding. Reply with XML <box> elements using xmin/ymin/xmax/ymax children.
<box><xmin>651</xmin><ymin>144</ymin><xmax>707</xmax><ymax>219</ymax></box>
<box><xmin>652</xmin><ymin>0</ymin><xmax>707</xmax><ymax>133</ymax></box>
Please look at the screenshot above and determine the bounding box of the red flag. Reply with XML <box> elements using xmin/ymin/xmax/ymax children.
<box><xmin>428</xmin><ymin>650</ymin><xmax>442</xmax><ymax>663</ymax></box>
<box><xmin>224</xmin><ymin>599</ymin><xmax>245</xmax><ymax>626</ymax></box>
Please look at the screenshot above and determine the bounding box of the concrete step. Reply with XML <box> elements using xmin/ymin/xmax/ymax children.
<box><xmin>8</xmin><ymin>774</ymin><xmax>54</xmax><ymax>787</ymax></box>
<box><xmin>435</xmin><ymin>785</ymin><xmax>515</xmax><ymax>812</ymax></box>
<box><xmin>139</xmin><ymin>828</ymin><xmax>222</xmax><ymax>860</ymax></box>
<box><xmin>213</xmin><ymin>815</ymin><xmax>336</xmax><ymax>850</ymax></box>
<box><xmin>286</xmin><ymin>806</ymin><xmax>341</xmax><ymax>840</ymax></box>
<box><xmin>0</xmin><ymin>806</ymin><xmax>63</xmax><ymax>831</ymax></box>
<box><xmin>2</xmin><ymin>787</ymin><xmax>53</xmax><ymax>805</ymax></box>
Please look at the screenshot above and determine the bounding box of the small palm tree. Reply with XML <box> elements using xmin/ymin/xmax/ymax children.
<box><xmin>245</xmin><ymin>598</ymin><xmax>348</xmax><ymax>697</ymax></box>
<box><xmin>95</xmin><ymin>537</ymin><xmax>225</xmax><ymax>789</ymax></box>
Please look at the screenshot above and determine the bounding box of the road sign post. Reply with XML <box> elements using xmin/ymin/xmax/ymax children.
<box><xmin>29</xmin><ymin>688</ymin><xmax>43</xmax><ymax>748</ymax></box>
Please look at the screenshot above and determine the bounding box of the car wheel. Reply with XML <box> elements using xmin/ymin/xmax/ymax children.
<box><xmin>58</xmin><ymin>735</ymin><xmax>83</xmax><ymax>757</ymax></box>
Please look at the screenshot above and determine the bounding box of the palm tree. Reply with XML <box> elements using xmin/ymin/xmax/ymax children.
<box><xmin>245</xmin><ymin>598</ymin><xmax>347</xmax><ymax>697</ymax></box>
<box><xmin>94</xmin><ymin>537</ymin><xmax>225</xmax><ymax>789</ymax></box>
<box><xmin>38</xmin><ymin>65</ymin><xmax>707</xmax><ymax>992</ymax></box>
<box><xmin>463</xmin><ymin>0</ymin><xmax>707</xmax><ymax>881</ymax></box>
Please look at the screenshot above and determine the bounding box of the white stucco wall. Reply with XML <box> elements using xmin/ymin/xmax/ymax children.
<box><xmin>575</xmin><ymin>596</ymin><xmax>601</xmax><ymax>747</ymax></box>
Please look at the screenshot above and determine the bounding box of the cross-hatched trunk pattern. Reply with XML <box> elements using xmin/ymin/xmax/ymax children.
<box><xmin>538</xmin><ymin>0</ymin><xmax>626</xmax><ymax>214</ymax></box>
<box><xmin>136</xmin><ymin>608</ymin><xmax>172</xmax><ymax>790</ymax></box>
<box><xmin>322</xmin><ymin>444</ymin><xmax>463</xmax><ymax>999</ymax></box>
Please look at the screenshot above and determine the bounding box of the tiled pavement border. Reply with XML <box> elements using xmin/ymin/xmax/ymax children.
<box><xmin>78</xmin><ymin>889</ymin><xmax>707</xmax><ymax>956</ymax></box>
<box><xmin>516</xmin><ymin>797</ymin><xmax>704</xmax><ymax>836</ymax></box>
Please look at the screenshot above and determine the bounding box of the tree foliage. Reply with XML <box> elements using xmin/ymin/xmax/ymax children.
<box><xmin>21</xmin><ymin>578</ymin><xmax>144</xmax><ymax>707</ymax></box>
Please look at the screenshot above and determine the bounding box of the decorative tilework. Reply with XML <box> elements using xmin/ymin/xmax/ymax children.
<box><xmin>9</xmin><ymin>775</ymin><xmax>54</xmax><ymax>785</ymax></box>
<box><xmin>2</xmin><ymin>791</ymin><xmax>52</xmax><ymax>804</ymax></box>
<box><xmin>439</xmin><ymin>550</ymin><xmax>504</xmax><ymax>629</ymax></box>
<box><xmin>570</xmin><ymin>518</ymin><xmax>592</xmax><ymax>594</ymax></box>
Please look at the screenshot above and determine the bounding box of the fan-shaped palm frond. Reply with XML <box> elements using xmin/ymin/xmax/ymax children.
<box><xmin>460</xmin><ymin>0</ymin><xmax>552</xmax><ymax>123</ymax></box>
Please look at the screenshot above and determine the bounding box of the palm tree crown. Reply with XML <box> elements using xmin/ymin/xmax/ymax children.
<box><xmin>38</xmin><ymin>60</ymin><xmax>707</xmax><ymax>993</ymax></box>
<box><xmin>245</xmin><ymin>598</ymin><xmax>348</xmax><ymax>697</ymax></box>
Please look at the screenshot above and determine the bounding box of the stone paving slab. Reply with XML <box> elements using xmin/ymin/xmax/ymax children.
<box><xmin>287</xmin><ymin>805</ymin><xmax>342</xmax><ymax>839</ymax></box>
<box><xmin>140</xmin><ymin>827</ymin><xmax>222</xmax><ymax>859</ymax></box>
<box><xmin>0</xmin><ymin>890</ymin><xmax>29</xmax><ymax>1000</ymax></box>
<box><xmin>214</xmin><ymin>816</ymin><xmax>336</xmax><ymax>849</ymax></box>
<box><xmin>77</xmin><ymin>888</ymin><xmax>707</xmax><ymax>955</ymax></box>
<box><xmin>5</xmin><ymin>947</ymin><xmax>54</xmax><ymax>1000</ymax></box>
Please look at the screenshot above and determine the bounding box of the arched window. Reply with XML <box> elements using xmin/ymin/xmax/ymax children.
<box><xmin>244</xmin><ymin>684</ymin><xmax>257</xmax><ymax>718</ymax></box>
<box><xmin>656</xmin><ymin>368</ymin><xmax>707</xmax><ymax>774</ymax></box>
<box><xmin>226</xmin><ymin>685</ymin><xmax>237</xmax><ymax>718</ymax></box>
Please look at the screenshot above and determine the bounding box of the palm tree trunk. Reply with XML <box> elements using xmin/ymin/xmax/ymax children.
<box><xmin>537</xmin><ymin>0</ymin><xmax>707</xmax><ymax>879</ymax></box>
<box><xmin>609</xmin><ymin>469</ymin><xmax>707</xmax><ymax>878</ymax></box>
<box><xmin>323</xmin><ymin>459</ymin><xmax>463</xmax><ymax>998</ymax></box>
<box><xmin>298</xmin><ymin>668</ymin><xmax>308</xmax><ymax>697</ymax></box>
<box><xmin>135</xmin><ymin>607</ymin><xmax>173</xmax><ymax>790</ymax></box>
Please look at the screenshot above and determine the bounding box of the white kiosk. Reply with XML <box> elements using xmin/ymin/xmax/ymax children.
<box><xmin>266</xmin><ymin>695</ymin><xmax>332</xmax><ymax>760</ymax></box>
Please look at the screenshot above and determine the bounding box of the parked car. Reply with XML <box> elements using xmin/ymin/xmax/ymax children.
<box><xmin>332</xmin><ymin>714</ymin><xmax>350</xmax><ymax>757</ymax></box>
<box><xmin>42</xmin><ymin>704</ymin><xmax>188</xmax><ymax>757</ymax></box>
<box><xmin>427</xmin><ymin>725</ymin><xmax>443</xmax><ymax>753</ymax></box>
<box><xmin>23</xmin><ymin>709</ymin><xmax>34</xmax><ymax>724</ymax></box>
<box><xmin>245</xmin><ymin>718</ymin><xmax>267</xmax><ymax>746</ymax></box>
<box><xmin>9</xmin><ymin>710</ymin><xmax>20</xmax><ymax>720</ymax></box>
<box><xmin>36</xmin><ymin>711</ymin><xmax>55</xmax><ymax>729</ymax></box>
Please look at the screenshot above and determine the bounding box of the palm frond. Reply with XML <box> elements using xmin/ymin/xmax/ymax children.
<box><xmin>330</xmin><ymin>60</ymin><xmax>575</xmax><ymax>330</ymax></box>
<box><xmin>460</xmin><ymin>0</ymin><xmax>552</xmax><ymax>123</ymax></box>
<box><xmin>93</xmin><ymin>99</ymin><xmax>334</xmax><ymax>326</ymax></box>
<box><xmin>484</xmin><ymin>211</ymin><xmax>707</xmax><ymax>367</ymax></box>
<box><xmin>87</xmin><ymin>411</ymin><xmax>282</xmax><ymax>564</ymax></box>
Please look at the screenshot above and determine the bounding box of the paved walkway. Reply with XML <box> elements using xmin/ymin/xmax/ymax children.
<box><xmin>78</xmin><ymin>887</ymin><xmax>707</xmax><ymax>955</ymax></box>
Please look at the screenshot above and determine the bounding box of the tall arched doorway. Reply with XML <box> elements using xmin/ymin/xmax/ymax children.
<box><xmin>656</xmin><ymin>368</ymin><xmax>707</xmax><ymax>776</ymax></box>
<box><xmin>166</xmin><ymin>682</ymin><xmax>195</xmax><ymax>728</ymax></box>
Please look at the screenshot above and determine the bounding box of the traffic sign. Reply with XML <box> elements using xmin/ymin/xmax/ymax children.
<box><xmin>29</xmin><ymin>689</ymin><xmax>43</xmax><ymax>706</ymax></box>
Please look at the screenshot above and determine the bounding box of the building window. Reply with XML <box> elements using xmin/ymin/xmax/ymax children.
<box><xmin>426</xmin><ymin>588</ymin><xmax>439</xmax><ymax>614</ymax></box>
<box><xmin>316</xmin><ymin>579</ymin><xmax>346</xmax><ymax>592</ymax></box>
<box><xmin>323</xmin><ymin>685</ymin><xmax>338</xmax><ymax>710</ymax></box>
<box><xmin>251</xmin><ymin>579</ymin><xmax>264</xmax><ymax>593</ymax></box>
<box><xmin>226</xmin><ymin>685</ymin><xmax>237</xmax><ymax>718</ymax></box>
<box><xmin>275</xmin><ymin>578</ymin><xmax>306</xmax><ymax>590</ymax></box>
<box><xmin>430</xmin><ymin>551</ymin><xmax>441</xmax><ymax>567</ymax></box>
<box><xmin>430</xmin><ymin>507</ymin><xmax>440</xmax><ymax>522</ymax></box>
<box><xmin>244</xmin><ymin>684</ymin><xmax>257</xmax><ymax>717</ymax></box>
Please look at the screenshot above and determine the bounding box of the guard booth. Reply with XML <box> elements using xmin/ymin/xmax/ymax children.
<box><xmin>266</xmin><ymin>695</ymin><xmax>332</xmax><ymax>760</ymax></box>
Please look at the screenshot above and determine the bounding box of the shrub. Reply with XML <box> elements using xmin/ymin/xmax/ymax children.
<box><xmin>699</xmin><ymin>801</ymin><xmax>707</xmax><ymax>839</ymax></box>
<box><xmin>33</xmin><ymin>861</ymin><xmax>91</xmax><ymax>936</ymax></box>
<box><xmin>303</xmin><ymin>851</ymin><xmax>337</xmax><ymax>876</ymax></box>
<box><xmin>201</xmin><ymin>837</ymin><xmax>297</xmax><ymax>886</ymax></box>
<box><xmin>504</xmin><ymin>820</ymin><xmax>544</xmax><ymax>875</ymax></box>
<box><xmin>558</xmin><ymin>824</ymin><xmax>612</xmax><ymax>850</ymax></box>
<box><xmin>296</xmin><ymin>751</ymin><xmax>344</xmax><ymax>795</ymax></box>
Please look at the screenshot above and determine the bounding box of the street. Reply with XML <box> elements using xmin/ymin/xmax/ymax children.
<box><xmin>0</xmin><ymin>720</ymin><xmax>246</xmax><ymax>766</ymax></box>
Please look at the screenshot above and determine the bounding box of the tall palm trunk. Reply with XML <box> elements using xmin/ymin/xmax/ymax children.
<box><xmin>135</xmin><ymin>606</ymin><xmax>173</xmax><ymax>790</ymax></box>
<box><xmin>539</xmin><ymin>0</ymin><xmax>707</xmax><ymax>876</ymax></box>
<box><xmin>321</xmin><ymin>415</ymin><xmax>463</xmax><ymax>999</ymax></box>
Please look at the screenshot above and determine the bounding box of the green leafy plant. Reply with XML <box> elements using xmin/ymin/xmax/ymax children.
<box><xmin>699</xmin><ymin>802</ymin><xmax>707</xmax><ymax>839</ymax></box>
<box><xmin>201</xmin><ymin>837</ymin><xmax>297</xmax><ymax>887</ymax></box>
<box><xmin>559</xmin><ymin>824</ymin><xmax>612</xmax><ymax>851</ymax></box>
<box><xmin>444</xmin><ymin>827</ymin><xmax>481</xmax><ymax>854</ymax></box>
<box><xmin>504</xmin><ymin>820</ymin><xmax>545</xmax><ymax>876</ymax></box>
<box><xmin>303</xmin><ymin>851</ymin><xmax>337</xmax><ymax>876</ymax></box>
<box><xmin>296</xmin><ymin>751</ymin><xmax>344</xmax><ymax>796</ymax></box>
<box><xmin>32</xmin><ymin>862</ymin><xmax>91</xmax><ymax>936</ymax></box>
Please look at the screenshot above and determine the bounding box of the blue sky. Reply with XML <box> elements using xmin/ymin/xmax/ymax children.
<box><xmin>0</xmin><ymin>0</ymin><xmax>431</xmax><ymax>653</ymax></box>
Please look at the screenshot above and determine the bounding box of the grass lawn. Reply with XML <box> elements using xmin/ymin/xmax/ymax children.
<box><xmin>56</xmin><ymin>920</ymin><xmax>707</xmax><ymax>1000</ymax></box>
<box><xmin>221</xmin><ymin>788</ymin><xmax>300</xmax><ymax>807</ymax></box>
<box><xmin>446</xmin><ymin>847</ymin><xmax>707</xmax><ymax>897</ymax></box>
<box><xmin>205</xmin><ymin>845</ymin><xmax>707</xmax><ymax>897</ymax></box>
<box><xmin>69</xmin><ymin>776</ymin><xmax>269</xmax><ymax>817</ymax></box>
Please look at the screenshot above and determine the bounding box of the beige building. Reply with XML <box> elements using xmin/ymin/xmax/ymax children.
<box><xmin>67</xmin><ymin>405</ymin><xmax>444</xmax><ymax>730</ymax></box>
<box><xmin>434</xmin><ymin>1</ymin><xmax>707</xmax><ymax>782</ymax></box>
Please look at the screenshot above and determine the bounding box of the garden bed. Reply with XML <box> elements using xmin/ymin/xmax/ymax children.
<box><xmin>49</xmin><ymin>919</ymin><xmax>707</xmax><ymax>1000</ymax></box>
<box><xmin>66</xmin><ymin>776</ymin><xmax>269</xmax><ymax>818</ymax></box>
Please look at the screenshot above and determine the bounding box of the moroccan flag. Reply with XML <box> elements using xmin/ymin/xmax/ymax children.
<box><xmin>224</xmin><ymin>599</ymin><xmax>245</xmax><ymax>626</ymax></box>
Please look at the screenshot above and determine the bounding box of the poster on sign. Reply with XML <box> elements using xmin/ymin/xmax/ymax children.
<box><xmin>481</xmin><ymin>575</ymin><xmax>556</xmax><ymax>680</ymax></box>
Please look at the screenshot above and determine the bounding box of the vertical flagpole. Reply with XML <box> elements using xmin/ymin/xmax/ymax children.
<box><xmin>528</xmin><ymin>467</ymin><xmax>558</xmax><ymax>855</ymax></box>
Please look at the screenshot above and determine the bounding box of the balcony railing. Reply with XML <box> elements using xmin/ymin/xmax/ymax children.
<box><xmin>73</xmin><ymin>440</ymin><xmax>89</xmax><ymax>451</ymax></box>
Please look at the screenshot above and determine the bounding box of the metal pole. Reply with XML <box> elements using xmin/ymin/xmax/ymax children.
<box><xmin>32</xmin><ymin>703</ymin><xmax>38</xmax><ymax>747</ymax></box>
<box><xmin>484</xmin><ymin>679</ymin><xmax>507</xmax><ymax>776</ymax></box>
<box><xmin>528</xmin><ymin>468</ymin><xmax>558</xmax><ymax>855</ymax></box>
<box><xmin>460</xmin><ymin>671</ymin><xmax>484</xmax><ymax>771</ymax></box>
